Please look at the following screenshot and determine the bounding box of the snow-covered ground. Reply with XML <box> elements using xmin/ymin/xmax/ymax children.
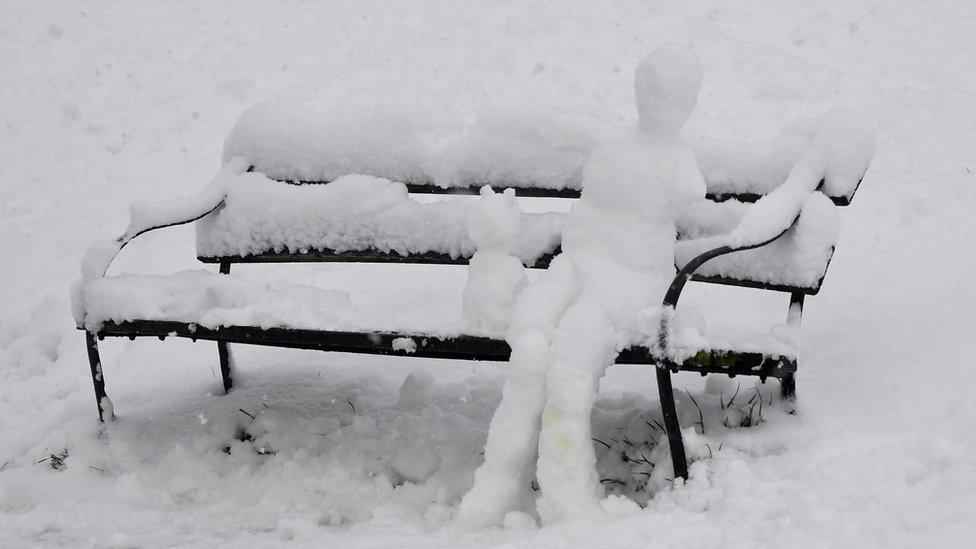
<box><xmin>2</xmin><ymin>1</ymin><xmax>976</xmax><ymax>546</ymax></box>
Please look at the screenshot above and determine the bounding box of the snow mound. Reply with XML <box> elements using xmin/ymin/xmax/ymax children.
<box><xmin>195</xmin><ymin>173</ymin><xmax>564</xmax><ymax>264</ymax></box>
<box><xmin>79</xmin><ymin>269</ymin><xmax>794</xmax><ymax>358</ymax></box>
<box><xmin>435</xmin><ymin>108</ymin><xmax>613</xmax><ymax>189</ymax></box>
<box><xmin>224</xmin><ymin>101</ymin><xmax>874</xmax><ymax>202</ymax></box>
<box><xmin>694</xmin><ymin>109</ymin><xmax>876</xmax><ymax>203</ymax></box>
<box><xmin>80</xmin><ymin>270</ymin><xmax>361</xmax><ymax>333</ymax></box>
<box><xmin>222</xmin><ymin>102</ymin><xmax>462</xmax><ymax>184</ymax></box>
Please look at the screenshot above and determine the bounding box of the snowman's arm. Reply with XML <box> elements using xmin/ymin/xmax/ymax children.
<box><xmin>660</xmin><ymin>213</ymin><xmax>799</xmax><ymax>345</ymax></box>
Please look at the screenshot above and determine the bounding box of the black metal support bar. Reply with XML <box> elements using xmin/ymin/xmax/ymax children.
<box><xmin>95</xmin><ymin>321</ymin><xmax>514</xmax><ymax>362</ymax></box>
<box><xmin>216</xmin><ymin>261</ymin><xmax>234</xmax><ymax>394</ymax></box>
<box><xmin>279</xmin><ymin>178</ymin><xmax>584</xmax><ymax>199</ymax></box>
<box><xmin>199</xmin><ymin>248</ymin><xmax>560</xmax><ymax>270</ymax></box>
<box><xmin>656</xmin><ymin>365</ymin><xmax>689</xmax><ymax>480</ymax></box>
<box><xmin>197</xmin><ymin>247</ymin><xmax>828</xmax><ymax>296</ymax></box>
<box><xmin>88</xmin><ymin>320</ymin><xmax>793</xmax><ymax>372</ymax></box>
<box><xmin>85</xmin><ymin>331</ymin><xmax>112</xmax><ymax>422</ymax></box>
<box><xmin>217</xmin><ymin>341</ymin><xmax>233</xmax><ymax>394</ymax></box>
<box><xmin>269</xmin><ymin>175</ymin><xmax>861</xmax><ymax>207</ymax></box>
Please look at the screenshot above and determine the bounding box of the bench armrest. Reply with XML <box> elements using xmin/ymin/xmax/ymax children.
<box><xmin>73</xmin><ymin>158</ymin><xmax>249</xmax><ymax>326</ymax></box>
<box><xmin>660</xmin><ymin>133</ymin><xmax>834</xmax><ymax>321</ymax></box>
<box><xmin>656</xmin><ymin>214</ymin><xmax>799</xmax><ymax>355</ymax></box>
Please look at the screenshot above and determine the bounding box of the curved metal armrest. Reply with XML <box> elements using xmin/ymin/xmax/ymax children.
<box><xmin>84</xmin><ymin>157</ymin><xmax>249</xmax><ymax>282</ymax></box>
<box><xmin>74</xmin><ymin>199</ymin><xmax>225</xmax><ymax>329</ymax></box>
<box><xmin>97</xmin><ymin>201</ymin><xmax>226</xmax><ymax>280</ymax></box>
<box><xmin>657</xmin><ymin>215</ymin><xmax>800</xmax><ymax>352</ymax></box>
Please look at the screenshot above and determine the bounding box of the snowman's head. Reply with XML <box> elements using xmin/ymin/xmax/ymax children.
<box><xmin>469</xmin><ymin>186</ymin><xmax>521</xmax><ymax>251</ymax></box>
<box><xmin>634</xmin><ymin>44</ymin><xmax>703</xmax><ymax>135</ymax></box>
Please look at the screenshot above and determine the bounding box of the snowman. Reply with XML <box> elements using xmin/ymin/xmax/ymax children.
<box><xmin>458</xmin><ymin>44</ymin><xmax>707</xmax><ymax>527</ymax></box>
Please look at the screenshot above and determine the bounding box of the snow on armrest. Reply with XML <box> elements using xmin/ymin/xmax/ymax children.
<box><xmin>72</xmin><ymin>158</ymin><xmax>249</xmax><ymax>326</ymax></box>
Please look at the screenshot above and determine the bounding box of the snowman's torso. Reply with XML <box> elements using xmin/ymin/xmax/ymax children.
<box><xmin>562</xmin><ymin>131</ymin><xmax>704</xmax><ymax>280</ymax></box>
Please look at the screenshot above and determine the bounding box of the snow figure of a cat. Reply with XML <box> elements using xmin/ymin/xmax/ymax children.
<box><xmin>461</xmin><ymin>186</ymin><xmax>528</xmax><ymax>336</ymax></box>
<box><xmin>457</xmin><ymin>44</ymin><xmax>706</xmax><ymax>527</ymax></box>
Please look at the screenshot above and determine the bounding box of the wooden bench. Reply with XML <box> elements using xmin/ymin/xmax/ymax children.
<box><xmin>78</xmin><ymin>163</ymin><xmax>863</xmax><ymax>481</ymax></box>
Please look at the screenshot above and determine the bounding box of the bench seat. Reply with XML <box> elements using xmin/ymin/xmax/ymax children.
<box><xmin>80</xmin><ymin>270</ymin><xmax>798</xmax><ymax>361</ymax></box>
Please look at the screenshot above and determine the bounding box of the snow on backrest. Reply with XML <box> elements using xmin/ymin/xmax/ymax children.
<box><xmin>194</xmin><ymin>173</ymin><xmax>564</xmax><ymax>266</ymax></box>
<box><xmin>223</xmin><ymin>102</ymin><xmax>874</xmax><ymax>204</ymax></box>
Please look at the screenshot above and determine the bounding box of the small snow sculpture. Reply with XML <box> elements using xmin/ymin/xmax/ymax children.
<box><xmin>461</xmin><ymin>187</ymin><xmax>529</xmax><ymax>336</ymax></box>
<box><xmin>457</xmin><ymin>44</ymin><xmax>706</xmax><ymax>527</ymax></box>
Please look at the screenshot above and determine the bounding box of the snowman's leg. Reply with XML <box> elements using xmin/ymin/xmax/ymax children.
<box><xmin>536</xmin><ymin>297</ymin><xmax>618</xmax><ymax>524</ymax></box>
<box><xmin>457</xmin><ymin>260</ymin><xmax>579</xmax><ymax>528</ymax></box>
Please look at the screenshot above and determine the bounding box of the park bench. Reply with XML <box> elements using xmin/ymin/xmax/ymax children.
<box><xmin>75</xmin><ymin>110</ymin><xmax>872</xmax><ymax>481</ymax></box>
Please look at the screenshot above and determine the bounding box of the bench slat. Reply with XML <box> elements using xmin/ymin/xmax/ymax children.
<box><xmin>198</xmin><ymin>248</ymin><xmax>826</xmax><ymax>294</ymax></box>
<box><xmin>276</xmin><ymin>178</ymin><xmax>857</xmax><ymax>207</ymax></box>
<box><xmin>198</xmin><ymin>249</ymin><xmax>557</xmax><ymax>269</ymax></box>
<box><xmin>93</xmin><ymin>320</ymin><xmax>795</xmax><ymax>380</ymax></box>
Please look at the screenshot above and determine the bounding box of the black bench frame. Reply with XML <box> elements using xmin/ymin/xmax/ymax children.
<box><xmin>81</xmin><ymin>176</ymin><xmax>855</xmax><ymax>480</ymax></box>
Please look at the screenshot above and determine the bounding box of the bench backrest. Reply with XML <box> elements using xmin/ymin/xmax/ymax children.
<box><xmin>196</xmin><ymin>170</ymin><xmax>854</xmax><ymax>296</ymax></box>
<box><xmin>277</xmin><ymin>177</ymin><xmax>860</xmax><ymax>206</ymax></box>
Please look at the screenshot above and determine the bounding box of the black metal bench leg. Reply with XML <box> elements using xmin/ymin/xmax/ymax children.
<box><xmin>85</xmin><ymin>331</ymin><xmax>114</xmax><ymax>421</ymax></box>
<box><xmin>656</xmin><ymin>365</ymin><xmax>688</xmax><ymax>480</ymax></box>
<box><xmin>782</xmin><ymin>292</ymin><xmax>804</xmax><ymax>401</ymax></box>
<box><xmin>216</xmin><ymin>261</ymin><xmax>234</xmax><ymax>394</ymax></box>
<box><xmin>217</xmin><ymin>341</ymin><xmax>234</xmax><ymax>394</ymax></box>
<box><xmin>780</xmin><ymin>372</ymin><xmax>796</xmax><ymax>400</ymax></box>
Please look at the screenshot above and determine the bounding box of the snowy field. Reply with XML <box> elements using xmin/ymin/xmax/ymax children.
<box><xmin>3</xmin><ymin>1</ymin><xmax>976</xmax><ymax>547</ymax></box>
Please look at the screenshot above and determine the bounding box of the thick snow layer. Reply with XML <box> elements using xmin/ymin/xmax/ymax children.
<box><xmin>4</xmin><ymin>1</ymin><xmax>976</xmax><ymax>547</ymax></box>
<box><xmin>195</xmin><ymin>173</ymin><xmax>564</xmax><ymax>265</ymax></box>
<box><xmin>78</xmin><ymin>270</ymin><xmax>793</xmax><ymax>357</ymax></box>
<box><xmin>223</xmin><ymin>101</ymin><xmax>463</xmax><ymax>184</ymax></box>
<box><xmin>80</xmin><ymin>271</ymin><xmax>360</xmax><ymax>333</ymax></box>
<box><xmin>435</xmin><ymin>108</ymin><xmax>614</xmax><ymax>189</ymax></box>
<box><xmin>194</xmin><ymin>174</ymin><xmax>836</xmax><ymax>292</ymax></box>
<box><xmin>225</xmin><ymin>103</ymin><xmax>873</xmax><ymax>202</ymax></box>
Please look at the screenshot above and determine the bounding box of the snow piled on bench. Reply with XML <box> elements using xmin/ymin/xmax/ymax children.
<box><xmin>195</xmin><ymin>173</ymin><xmax>564</xmax><ymax>266</ymax></box>
<box><xmin>224</xmin><ymin>102</ymin><xmax>874</xmax><ymax>202</ymax></box>
<box><xmin>78</xmin><ymin>270</ymin><xmax>798</xmax><ymax>358</ymax></box>
<box><xmin>693</xmin><ymin>109</ymin><xmax>876</xmax><ymax>201</ymax></box>
<box><xmin>80</xmin><ymin>271</ymin><xmax>361</xmax><ymax>333</ymax></box>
